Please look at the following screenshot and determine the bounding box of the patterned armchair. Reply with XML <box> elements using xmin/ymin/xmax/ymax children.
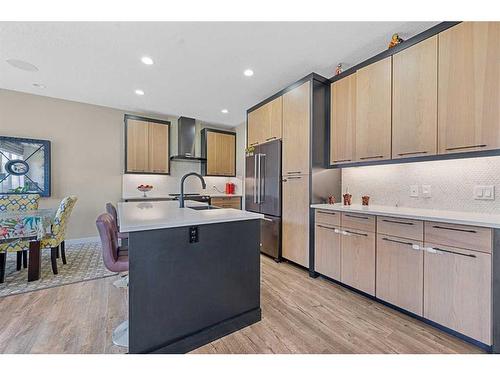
<box><xmin>0</xmin><ymin>194</ymin><xmax>40</xmax><ymax>270</ymax></box>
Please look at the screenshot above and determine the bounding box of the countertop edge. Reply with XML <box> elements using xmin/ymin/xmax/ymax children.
<box><xmin>310</xmin><ymin>204</ymin><xmax>500</xmax><ymax>229</ymax></box>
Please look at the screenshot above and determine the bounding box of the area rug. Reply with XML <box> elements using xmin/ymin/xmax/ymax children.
<box><xmin>0</xmin><ymin>242</ymin><xmax>117</xmax><ymax>298</ymax></box>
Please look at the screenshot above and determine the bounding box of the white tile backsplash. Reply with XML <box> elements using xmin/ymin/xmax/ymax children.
<box><xmin>341</xmin><ymin>156</ymin><xmax>500</xmax><ymax>214</ymax></box>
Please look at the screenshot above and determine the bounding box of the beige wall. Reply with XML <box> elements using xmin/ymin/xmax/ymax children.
<box><xmin>0</xmin><ymin>89</ymin><xmax>164</xmax><ymax>239</ymax></box>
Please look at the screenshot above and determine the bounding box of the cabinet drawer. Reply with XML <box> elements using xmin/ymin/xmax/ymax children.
<box><xmin>315</xmin><ymin>210</ymin><xmax>340</xmax><ymax>226</ymax></box>
<box><xmin>341</xmin><ymin>212</ymin><xmax>375</xmax><ymax>232</ymax></box>
<box><xmin>377</xmin><ymin>216</ymin><xmax>423</xmax><ymax>241</ymax></box>
<box><xmin>211</xmin><ymin>197</ymin><xmax>241</xmax><ymax>209</ymax></box>
<box><xmin>424</xmin><ymin>221</ymin><xmax>492</xmax><ymax>253</ymax></box>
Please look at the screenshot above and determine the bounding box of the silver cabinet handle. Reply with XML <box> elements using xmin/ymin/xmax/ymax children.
<box><xmin>446</xmin><ymin>144</ymin><xmax>487</xmax><ymax>151</ymax></box>
<box><xmin>286</xmin><ymin>171</ymin><xmax>302</xmax><ymax>174</ymax></box>
<box><xmin>287</xmin><ymin>176</ymin><xmax>302</xmax><ymax>180</ymax></box>
<box><xmin>318</xmin><ymin>211</ymin><xmax>336</xmax><ymax>215</ymax></box>
<box><xmin>333</xmin><ymin>159</ymin><xmax>352</xmax><ymax>163</ymax></box>
<box><xmin>382</xmin><ymin>237</ymin><xmax>420</xmax><ymax>251</ymax></box>
<box><xmin>425</xmin><ymin>247</ymin><xmax>476</xmax><ymax>258</ymax></box>
<box><xmin>432</xmin><ymin>225</ymin><xmax>477</xmax><ymax>234</ymax></box>
<box><xmin>265</xmin><ymin>137</ymin><xmax>277</xmax><ymax>141</ymax></box>
<box><xmin>345</xmin><ymin>214</ymin><xmax>370</xmax><ymax>220</ymax></box>
<box><xmin>359</xmin><ymin>155</ymin><xmax>384</xmax><ymax>160</ymax></box>
<box><xmin>317</xmin><ymin>224</ymin><xmax>336</xmax><ymax>230</ymax></box>
<box><xmin>343</xmin><ymin>229</ymin><xmax>367</xmax><ymax>237</ymax></box>
<box><xmin>397</xmin><ymin>151</ymin><xmax>428</xmax><ymax>156</ymax></box>
<box><xmin>382</xmin><ymin>219</ymin><xmax>414</xmax><ymax>226</ymax></box>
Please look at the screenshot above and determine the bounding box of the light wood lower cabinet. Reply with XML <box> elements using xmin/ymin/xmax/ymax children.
<box><xmin>314</xmin><ymin>223</ymin><xmax>341</xmax><ymax>280</ymax></box>
<box><xmin>341</xmin><ymin>228</ymin><xmax>376</xmax><ymax>296</ymax></box>
<box><xmin>376</xmin><ymin>235</ymin><xmax>424</xmax><ymax>315</ymax></box>
<box><xmin>282</xmin><ymin>175</ymin><xmax>309</xmax><ymax>268</ymax></box>
<box><xmin>210</xmin><ymin>196</ymin><xmax>241</xmax><ymax>209</ymax></box>
<box><xmin>423</xmin><ymin>242</ymin><xmax>492</xmax><ymax>344</ymax></box>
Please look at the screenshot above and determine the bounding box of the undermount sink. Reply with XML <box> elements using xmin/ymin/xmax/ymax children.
<box><xmin>187</xmin><ymin>205</ymin><xmax>221</xmax><ymax>211</ymax></box>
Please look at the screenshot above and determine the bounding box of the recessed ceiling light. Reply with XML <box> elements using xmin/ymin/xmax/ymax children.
<box><xmin>221</xmin><ymin>109</ymin><xmax>229</xmax><ymax>114</ymax></box>
<box><xmin>141</xmin><ymin>56</ymin><xmax>154</xmax><ymax>65</ymax></box>
<box><xmin>6</xmin><ymin>59</ymin><xmax>39</xmax><ymax>72</ymax></box>
<box><xmin>32</xmin><ymin>83</ymin><xmax>46</xmax><ymax>88</ymax></box>
<box><xmin>135</xmin><ymin>89</ymin><xmax>145</xmax><ymax>96</ymax></box>
<box><xmin>243</xmin><ymin>69</ymin><xmax>254</xmax><ymax>77</ymax></box>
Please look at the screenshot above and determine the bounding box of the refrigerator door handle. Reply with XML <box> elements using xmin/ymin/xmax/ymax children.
<box><xmin>256</xmin><ymin>153</ymin><xmax>261</xmax><ymax>204</ymax></box>
<box><xmin>259</xmin><ymin>153</ymin><xmax>266</xmax><ymax>204</ymax></box>
<box><xmin>253</xmin><ymin>154</ymin><xmax>258</xmax><ymax>204</ymax></box>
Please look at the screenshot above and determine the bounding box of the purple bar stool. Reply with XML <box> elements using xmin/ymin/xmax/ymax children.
<box><xmin>105</xmin><ymin>203</ymin><xmax>129</xmax><ymax>248</ymax></box>
<box><xmin>96</xmin><ymin>213</ymin><xmax>129</xmax><ymax>348</ymax></box>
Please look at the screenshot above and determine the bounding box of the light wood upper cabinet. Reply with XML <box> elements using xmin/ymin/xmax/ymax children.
<box><xmin>424</xmin><ymin>242</ymin><xmax>492</xmax><ymax>344</ymax></box>
<box><xmin>438</xmin><ymin>22</ymin><xmax>500</xmax><ymax>154</ymax></box>
<box><xmin>330</xmin><ymin>74</ymin><xmax>356</xmax><ymax>164</ymax></box>
<box><xmin>247</xmin><ymin>96</ymin><xmax>283</xmax><ymax>147</ymax></box>
<box><xmin>204</xmin><ymin>129</ymin><xmax>236</xmax><ymax>176</ymax></box>
<box><xmin>148</xmin><ymin>122</ymin><xmax>169</xmax><ymax>174</ymax></box>
<box><xmin>376</xmin><ymin>235</ymin><xmax>424</xmax><ymax>315</ymax></box>
<box><xmin>315</xmin><ymin>223</ymin><xmax>341</xmax><ymax>280</ymax></box>
<box><xmin>127</xmin><ymin>119</ymin><xmax>150</xmax><ymax>172</ymax></box>
<box><xmin>283</xmin><ymin>81</ymin><xmax>311</xmax><ymax>175</ymax></box>
<box><xmin>355</xmin><ymin>57</ymin><xmax>392</xmax><ymax>162</ymax></box>
<box><xmin>282</xmin><ymin>175</ymin><xmax>309</xmax><ymax>268</ymax></box>
<box><xmin>392</xmin><ymin>36</ymin><xmax>438</xmax><ymax>159</ymax></box>
<box><xmin>341</xmin><ymin>228</ymin><xmax>376</xmax><ymax>295</ymax></box>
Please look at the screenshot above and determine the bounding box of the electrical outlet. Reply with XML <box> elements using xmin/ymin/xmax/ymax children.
<box><xmin>422</xmin><ymin>185</ymin><xmax>431</xmax><ymax>198</ymax></box>
<box><xmin>474</xmin><ymin>185</ymin><xmax>495</xmax><ymax>200</ymax></box>
<box><xmin>410</xmin><ymin>185</ymin><xmax>419</xmax><ymax>198</ymax></box>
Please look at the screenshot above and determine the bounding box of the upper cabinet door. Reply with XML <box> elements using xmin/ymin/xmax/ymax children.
<box><xmin>206</xmin><ymin>131</ymin><xmax>236</xmax><ymax>176</ymax></box>
<box><xmin>355</xmin><ymin>57</ymin><xmax>392</xmax><ymax>162</ymax></box>
<box><xmin>148</xmin><ymin>122</ymin><xmax>169</xmax><ymax>174</ymax></box>
<box><xmin>247</xmin><ymin>109</ymin><xmax>265</xmax><ymax>147</ymax></box>
<box><xmin>392</xmin><ymin>36</ymin><xmax>438</xmax><ymax>159</ymax></box>
<box><xmin>438</xmin><ymin>22</ymin><xmax>500</xmax><ymax>154</ymax></box>
<box><xmin>126</xmin><ymin>119</ymin><xmax>149</xmax><ymax>173</ymax></box>
<box><xmin>267</xmin><ymin>96</ymin><xmax>283</xmax><ymax>142</ymax></box>
<box><xmin>247</xmin><ymin>96</ymin><xmax>283</xmax><ymax>147</ymax></box>
<box><xmin>282</xmin><ymin>81</ymin><xmax>311</xmax><ymax>175</ymax></box>
<box><xmin>330</xmin><ymin>74</ymin><xmax>356</xmax><ymax>165</ymax></box>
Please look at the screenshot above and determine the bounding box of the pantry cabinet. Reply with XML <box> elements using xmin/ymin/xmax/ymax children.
<box><xmin>126</xmin><ymin>116</ymin><xmax>170</xmax><ymax>174</ymax></box>
<box><xmin>355</xmin><ymin>57</ymin><xmax>392</xmax><ymax>162</ymax></box>
<box><xmin>282</xmin><ymin>81</ymin><xmax>311</xmax><ymax>175</ymax></box>
<box><xmin>438</xmin><ymin>22</ymin><xmax>500</xmax><ymax>154</ymax></box>
<box><xmin>423</xmin><ymin>242</ymin><xmax>492</xmax><ymax>344</ymax></box>
<box><xmin>392</xmin><ymin>35</ymin><xmax>438</xmax><ymax>159</ymax></box>
<box><xmin>202</xmin><ymin>129</ymin><xmax>236</xmax><ymax>176</ymax></box>
<box><xmin>247</xmin><ymin>96</ymin><xmax>282</xmax><ymax>147</ymax></box>
<box><xmin>330</xmin><ymin>74</ymin><xmax>356</xmax><ymax>165</ymax></box>
<box><xmin>282</xmin><ymin>174</ymin><xmax>309</xmax><ymax>268</ymax></box>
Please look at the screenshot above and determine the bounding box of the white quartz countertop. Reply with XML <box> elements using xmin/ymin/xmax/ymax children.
<box><xmin>311</xmin><ymin>203</ymin><xmax>500</xmax><ymax>229</ymax></box>
<box><xmin>117</xmin><ymin>200</ymin><xmax>262</xmax><ymax>232</ymax></box>
<box><xmin>122</xmin><ymin>193</ymin><xmax>242</xmax><ymax>200</ymax></box>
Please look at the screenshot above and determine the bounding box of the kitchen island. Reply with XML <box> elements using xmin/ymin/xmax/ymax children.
<box><xmin>117</xmin><ymin>200</ymin><xmax>263</xmax><ymax>354</ymax></box>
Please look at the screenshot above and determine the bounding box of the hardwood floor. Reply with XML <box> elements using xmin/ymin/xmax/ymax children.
<box><xmin>0</xmin><ymin>256</ymin><xmax>483</xmax><ymax>354</ymax></box>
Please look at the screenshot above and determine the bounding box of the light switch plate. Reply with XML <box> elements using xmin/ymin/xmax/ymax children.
<box><xmin>474</xmin><ymin>185</ymin><xmax>495</xmax><ymax>200</ymax></box>
<box><xmin>422</xmin><ymin>185</ymin><xmax>431</xmax><ymax>198</ymax></box>
<box><xmin>410</xmin><ymin>185</ymin><xmax>419</xmax><ymax>198</ymax></box>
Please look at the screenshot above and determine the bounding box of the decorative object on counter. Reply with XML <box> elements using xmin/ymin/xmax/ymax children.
<box><xmin>0</xmin><ymin>136</ymin><xmax>51</xmax><ymax>197</ymax></box>
<box><xmin>225</xmin><ymin>182</ymin><xmax>235</xmax><ymax>195</ymax></box>
<box><xmin>343</xmin><ymin>190</ymin><xmax>352</xmax><ymax>206</ymax></box>
<box><xmin>388</xmin><ymin>33</ymin><xmax>404</xmax><ymax>49</ymax></box>
<box><xmin>335</xmin><ymin>63</ymin><xmax>343</xmax><ymax>76</ymax></box>
<box><xmin>245</xmin><ymin>145</ymin><xmax>256</xmax><ymax>156</ymax></box>
<box><xmin>328</xmin><ymin>195</ymin><xmax>336</xmax><ymax>205</ymax></box>
<box><xmin>362</xmin><ymin>195</ymin><xmax>370</xmax><ymax>206</ymax></box>
<box><xmin>137</xmin><ymin>184</ymin><xmax>153</xmax><ymax>198</ymax></box>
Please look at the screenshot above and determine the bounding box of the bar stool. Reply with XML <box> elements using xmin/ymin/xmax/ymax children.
<box><xmin>96</xmin><ymin>213</ymin><xmax>129</xmax><ymax>348</ymax></box>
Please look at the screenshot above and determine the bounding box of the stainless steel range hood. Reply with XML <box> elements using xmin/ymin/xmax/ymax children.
<box><xmin>170</xmin><ymin>116</ymin><xmax>206</xmax><ymax>162</ymax></box>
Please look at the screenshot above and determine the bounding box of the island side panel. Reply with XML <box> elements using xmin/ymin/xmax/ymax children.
<box><xmin>128</xmin><ymin>219</ymin><xmax>261</xmax><ymax>354</ymax></box>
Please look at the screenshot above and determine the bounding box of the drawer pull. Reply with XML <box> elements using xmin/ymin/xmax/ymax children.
<box><xmin>426</xmin><ymin>247</ymin><xmax>476</xmax><ymax>258</ymax></box>
<box><xmin>317</xmin><ymin>224</ymin><xmax>336</xmax><ymax>231</ymax></box>
<box><xmin>333</xmin><ymin>159</ymin><xmax>352</xmax><ymax>163</ymax></box>
<box><xmin>382</xmin><ymin>219</ymin><xmax>414</xmax><ymax>226</ymax></box>
<box><xmin>397</xmin><ymin>151</ymin><xmax>428</xmax><ymax>156</ymax></box>
<box><xmin>345</xmin><ymin>214</ymin><xmax>370</xmax><ymax>220</ymax></box>
<box><xmin>265</xmin><ymin>137</ymin><xmax>277</xmax><ymax>141</ymax></box>
<box><xmin>432</xmin><ymin>225</ymin><xmax>477</xmax><ymax>234</ymax></box>
<box><xmin>318</xmin><ymin>211</ymin><xmax>336</xmax><ymax>215</ymax></box>
<box><xmin>343</xmin><ymin>229</ymin><xmax>368</xmax><ymax>237</ymax></box>
<box><xmin>445</xmin><ymin>144</ymin><xmax>487</xmax><ymax>151</ymax></box>
<box><xmin>359</xmin><ymin>155</ymin><xmax>384</xmax><ymax>160</ymax></box>
<box><xmin>287</xmin><ymin>171</ymin><xmax>302</xmax><ymax>175</ymax></box>
<box><xmin>286</xmin><ymin>176</ymin><xmax>302</xmax><ymax>180</ymax></box>
<box><xmin>382</xmin><ymin>237</ymin><xmax>420</xmax><ymax>250</ymax></box>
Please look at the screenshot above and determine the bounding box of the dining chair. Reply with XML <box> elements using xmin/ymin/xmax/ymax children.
<box><xmin>96</xmin><ymin>212</ymin><xmax>129</xmax><ymax>347</ymax></box>
<box><xmin>40</xmin><ymin>196</ymin><xmax>78</xmax><ymax>275</ymax></box>
<box><xmin>0</xmin><ymin>194</ymin><xmax>40</xmax><ymax>271</ymax></box>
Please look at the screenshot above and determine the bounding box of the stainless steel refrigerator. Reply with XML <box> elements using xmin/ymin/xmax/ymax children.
<box><xmin>245</xmin><ymin>140</ymin><xmax>281</xmax><ymax>260</ymax></box>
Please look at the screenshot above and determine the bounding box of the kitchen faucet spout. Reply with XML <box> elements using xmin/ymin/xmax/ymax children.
<box><xmin>179</xmin><ymin>172</ymin><xmax>206</xmax><ymax>208</ymax></box>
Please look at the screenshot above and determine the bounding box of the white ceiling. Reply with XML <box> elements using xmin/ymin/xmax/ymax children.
<box><xmin>0</xmin><ymin>22</ymin><xmax>438</xmax><ymax>127</ymax></box>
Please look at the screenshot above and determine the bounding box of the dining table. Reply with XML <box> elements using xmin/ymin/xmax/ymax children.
<box><xmin>0</xmin><ymin>208</ymin><xmax>56</xmax><ymax>282</ymax></box>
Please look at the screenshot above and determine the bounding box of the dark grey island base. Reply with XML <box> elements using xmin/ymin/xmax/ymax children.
<box><xmin>128</xmin><ymin>219</ymin><xmax>261</xmax><ymax>354</ymax></box>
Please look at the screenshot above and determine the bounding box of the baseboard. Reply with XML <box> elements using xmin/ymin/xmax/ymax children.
<box><xmin>65</xmin><ymin>236</ymin><xmax>100</xmax><ymax>245</ymax></box>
